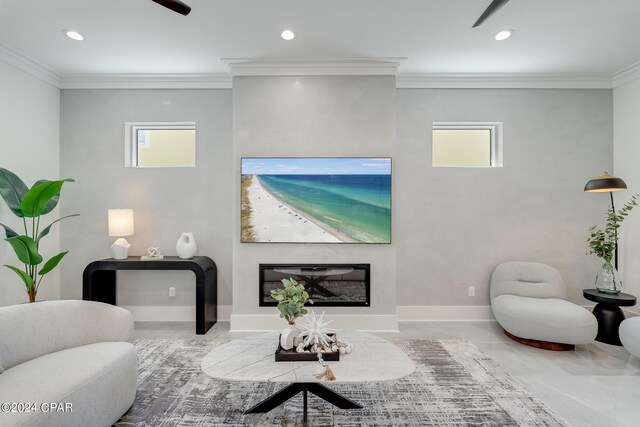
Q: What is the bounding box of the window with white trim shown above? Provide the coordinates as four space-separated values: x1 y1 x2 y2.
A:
125 122 196 168
432 122 503 167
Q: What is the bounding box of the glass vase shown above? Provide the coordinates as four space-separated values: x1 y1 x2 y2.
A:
595 261 622 294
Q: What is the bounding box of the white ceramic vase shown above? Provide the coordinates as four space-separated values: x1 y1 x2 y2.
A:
280 323 301 351
176 232 197 259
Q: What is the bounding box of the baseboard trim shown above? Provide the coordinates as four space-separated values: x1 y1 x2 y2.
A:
229 313 398 332
397 305 495 321
122 305 232 322
120 304 635 325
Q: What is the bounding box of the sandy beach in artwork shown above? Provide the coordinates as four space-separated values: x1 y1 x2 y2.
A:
244 175 352 243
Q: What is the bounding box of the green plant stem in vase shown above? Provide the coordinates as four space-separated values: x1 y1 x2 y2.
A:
587 194 638 294
0 168 78 303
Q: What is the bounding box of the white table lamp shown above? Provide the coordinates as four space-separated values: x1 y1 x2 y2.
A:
108 209 134 259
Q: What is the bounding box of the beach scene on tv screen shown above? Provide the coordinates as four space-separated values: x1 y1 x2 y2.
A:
241 158 391 243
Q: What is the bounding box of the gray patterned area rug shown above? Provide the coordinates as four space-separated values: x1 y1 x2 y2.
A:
115 339 567 426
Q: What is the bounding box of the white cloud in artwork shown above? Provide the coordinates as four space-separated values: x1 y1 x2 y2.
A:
362 163 389 167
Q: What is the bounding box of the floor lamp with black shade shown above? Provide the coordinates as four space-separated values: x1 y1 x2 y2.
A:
584 171 627 270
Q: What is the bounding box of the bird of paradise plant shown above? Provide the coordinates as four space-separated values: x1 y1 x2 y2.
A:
0 168 78 302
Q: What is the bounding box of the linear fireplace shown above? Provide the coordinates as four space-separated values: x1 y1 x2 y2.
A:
259 264 370 307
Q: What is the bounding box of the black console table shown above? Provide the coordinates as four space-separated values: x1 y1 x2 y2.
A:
83 256 217 334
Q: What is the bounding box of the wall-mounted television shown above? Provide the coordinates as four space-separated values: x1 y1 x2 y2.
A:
241 157 391 244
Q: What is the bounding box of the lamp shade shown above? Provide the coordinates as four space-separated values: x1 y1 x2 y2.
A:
584 172 627 193
108 209 134 237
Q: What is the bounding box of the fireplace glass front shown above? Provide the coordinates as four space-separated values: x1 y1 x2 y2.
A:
259 264 370 307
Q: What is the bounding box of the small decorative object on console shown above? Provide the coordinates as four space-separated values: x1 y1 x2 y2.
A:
141 247 163 260
176 232 197 259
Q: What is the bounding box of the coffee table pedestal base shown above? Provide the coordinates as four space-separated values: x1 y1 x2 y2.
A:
246 382 362 422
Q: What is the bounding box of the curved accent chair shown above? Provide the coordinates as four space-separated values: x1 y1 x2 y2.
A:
620 316 640 358
490 261 597 350
0 300 138 427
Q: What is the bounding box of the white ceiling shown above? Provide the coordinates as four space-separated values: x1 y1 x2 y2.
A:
1 0 639 76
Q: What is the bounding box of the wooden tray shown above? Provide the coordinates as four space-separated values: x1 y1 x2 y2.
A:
275 334 340 362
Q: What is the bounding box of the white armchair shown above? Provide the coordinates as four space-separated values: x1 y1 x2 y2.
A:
490 261 597 350
620 316 640 358
0 300 137 427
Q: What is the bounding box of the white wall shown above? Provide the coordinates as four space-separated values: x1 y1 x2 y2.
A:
59 89 233 314
0 60 60 306
614 77 640 305
396 89 614 309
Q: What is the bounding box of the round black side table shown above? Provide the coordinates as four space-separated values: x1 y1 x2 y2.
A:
583 289 637 346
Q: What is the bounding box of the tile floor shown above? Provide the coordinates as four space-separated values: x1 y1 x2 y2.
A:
134 321 640 427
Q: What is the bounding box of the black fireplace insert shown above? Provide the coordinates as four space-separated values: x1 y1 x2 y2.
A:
259 264 370 307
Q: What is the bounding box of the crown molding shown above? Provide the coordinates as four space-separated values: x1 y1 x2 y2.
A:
613 61 640 88
59 73 232 89
223 58 404 77
56 70 616 89
1 42 629 90
396 73 613 89
0 43 61 87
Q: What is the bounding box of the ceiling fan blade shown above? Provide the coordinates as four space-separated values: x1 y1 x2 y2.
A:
151 0 191 16
472 0 510 28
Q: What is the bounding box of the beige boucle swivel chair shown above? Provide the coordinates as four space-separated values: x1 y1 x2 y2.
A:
490 261 597 350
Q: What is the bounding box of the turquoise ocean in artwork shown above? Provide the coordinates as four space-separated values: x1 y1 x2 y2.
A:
257 174 391 243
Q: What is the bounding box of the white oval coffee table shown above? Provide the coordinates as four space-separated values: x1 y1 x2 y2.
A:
201 330 414 422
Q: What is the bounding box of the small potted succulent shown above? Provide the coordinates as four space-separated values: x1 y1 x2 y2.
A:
270 278 313 350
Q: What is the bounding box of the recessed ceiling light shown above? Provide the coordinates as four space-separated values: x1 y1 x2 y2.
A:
281 30 295 41
62 29 84 41
494 29 514 41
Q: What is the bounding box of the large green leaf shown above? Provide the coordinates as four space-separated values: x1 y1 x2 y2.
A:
5 235 43 265
0 222 19 238
39 251 68 276
4 265 34 290
0 168 28 217
32 179 74 215
37 214 80 243
20 179 74 218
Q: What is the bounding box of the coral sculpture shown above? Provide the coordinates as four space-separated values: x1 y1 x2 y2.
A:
298 310 335 348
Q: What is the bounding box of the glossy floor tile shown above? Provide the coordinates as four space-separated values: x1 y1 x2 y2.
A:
134 320 640 426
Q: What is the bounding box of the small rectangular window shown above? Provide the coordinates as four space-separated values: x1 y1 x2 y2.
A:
125 122 196 168
432 122 502 167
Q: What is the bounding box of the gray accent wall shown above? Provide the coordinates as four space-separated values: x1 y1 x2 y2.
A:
57 84 615 316
232 76 397 317
59 89 233 306
396 89 613 306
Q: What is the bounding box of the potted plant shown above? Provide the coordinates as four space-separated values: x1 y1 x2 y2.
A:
587 194 638 294
270 278 313 350
0 168 77 302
